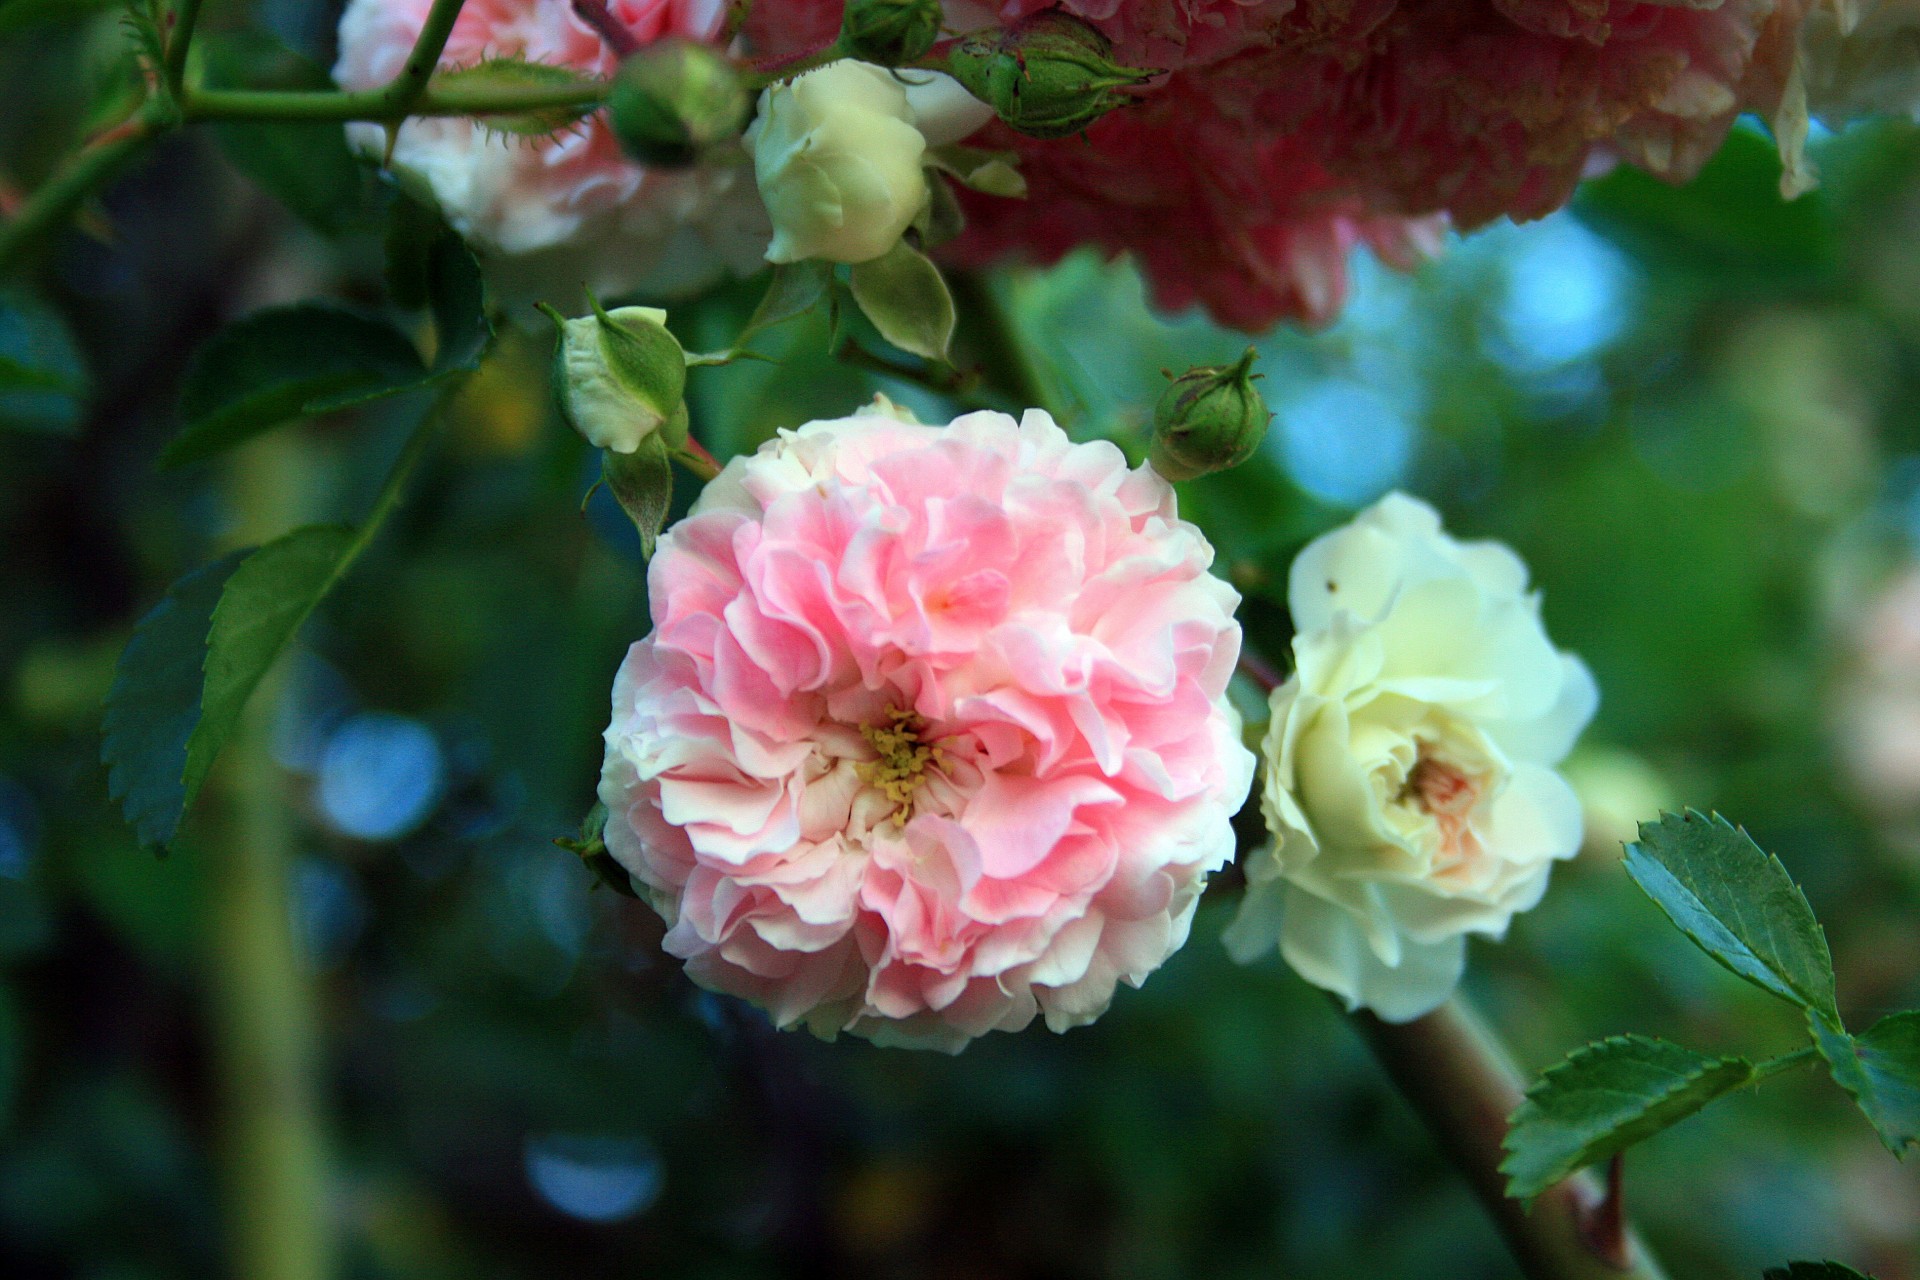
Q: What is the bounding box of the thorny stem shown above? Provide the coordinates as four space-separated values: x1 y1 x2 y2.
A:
0 0 614 273
380 0 473 115
182 79 611 123
0 103 168 274
1350 998 1671 1280
746 37 850 88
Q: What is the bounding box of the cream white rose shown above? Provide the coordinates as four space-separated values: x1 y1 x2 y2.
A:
748 60 932 264
1771 0 1920 195
1222 493 1598 1022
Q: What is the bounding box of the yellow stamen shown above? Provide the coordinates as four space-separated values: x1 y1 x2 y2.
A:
857 707 946 826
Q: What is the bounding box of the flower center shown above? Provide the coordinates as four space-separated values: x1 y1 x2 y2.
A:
1403 754 1478 817
857 708 947 826
1398 747 1489 875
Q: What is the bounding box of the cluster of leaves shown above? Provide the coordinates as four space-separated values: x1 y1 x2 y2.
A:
99 201 494 849
1501 812 1919 1276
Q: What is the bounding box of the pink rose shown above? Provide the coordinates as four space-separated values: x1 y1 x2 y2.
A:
334 0 767 309
599 406 1256 1051
944 0 1793 329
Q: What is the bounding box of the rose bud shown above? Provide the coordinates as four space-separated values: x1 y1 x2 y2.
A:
1149 347 1270 481
541 301 688 454
748 60 931 264
841 0 944 67
945 12 1154 140
608 37 751 169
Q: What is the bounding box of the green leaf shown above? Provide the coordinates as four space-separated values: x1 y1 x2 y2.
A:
601 430 675 558
1763 1264 1876 1279
101 553 247 848
0 0 117 33
431 57 599 137
740 261 831 343
1623 810 1838 1022
163 306 428 469
926 144 1027 198
384 194 444 311
1501 1034 1754 1201
427 231 491 373
846 241 956 363
1809 1010 1920 1156
202 31 368 236
0 290 87 436
181 525 357 813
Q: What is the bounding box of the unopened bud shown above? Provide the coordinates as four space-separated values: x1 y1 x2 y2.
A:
841 0 943 67
608 38 750 168
1149 348 1269 481
542 300 688 454
945 12 1153 140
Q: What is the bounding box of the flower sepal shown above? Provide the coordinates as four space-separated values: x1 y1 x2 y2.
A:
946 12 1154 139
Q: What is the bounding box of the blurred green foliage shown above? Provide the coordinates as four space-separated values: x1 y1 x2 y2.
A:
3 5 1920 1280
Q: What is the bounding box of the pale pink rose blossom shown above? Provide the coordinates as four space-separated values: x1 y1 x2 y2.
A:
598 406 1256 1051
334 0 767 309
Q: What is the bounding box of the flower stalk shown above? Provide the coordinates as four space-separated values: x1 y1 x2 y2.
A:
1348 998 1671 1280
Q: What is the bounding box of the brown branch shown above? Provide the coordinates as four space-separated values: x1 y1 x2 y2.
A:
572 0 640 57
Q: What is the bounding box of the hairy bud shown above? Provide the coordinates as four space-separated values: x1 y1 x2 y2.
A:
945 12 1153 140
608 38 750 169
841 0 943 67
1149 348 1270 481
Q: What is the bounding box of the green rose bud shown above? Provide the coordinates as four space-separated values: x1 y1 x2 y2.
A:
1149 347 1270 482
541 300 689 454
608 38 751 169
945 12 1153 140
841 0 943 67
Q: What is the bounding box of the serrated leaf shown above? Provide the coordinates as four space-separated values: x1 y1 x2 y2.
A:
847 241 956 363
102 553 248 848
427 232 490 373
601 430 675 558
1809 1010 1920 1156
180 525 357 815
163 306 427 469
1763 1263 1876 1279
0 290 87 436
1501 1034 1754 1201
1623 810 1838 1022
740 261 831 343
432 57 598 136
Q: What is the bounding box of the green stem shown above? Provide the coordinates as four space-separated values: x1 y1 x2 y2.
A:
1349 998 1671 1280
163 0 207 98
207 433 332 1280
182 78 611 123
0 105 166 275
381 0 472 114
1751 1044 1820 1083
949 270 1056 418
337 393 450 576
